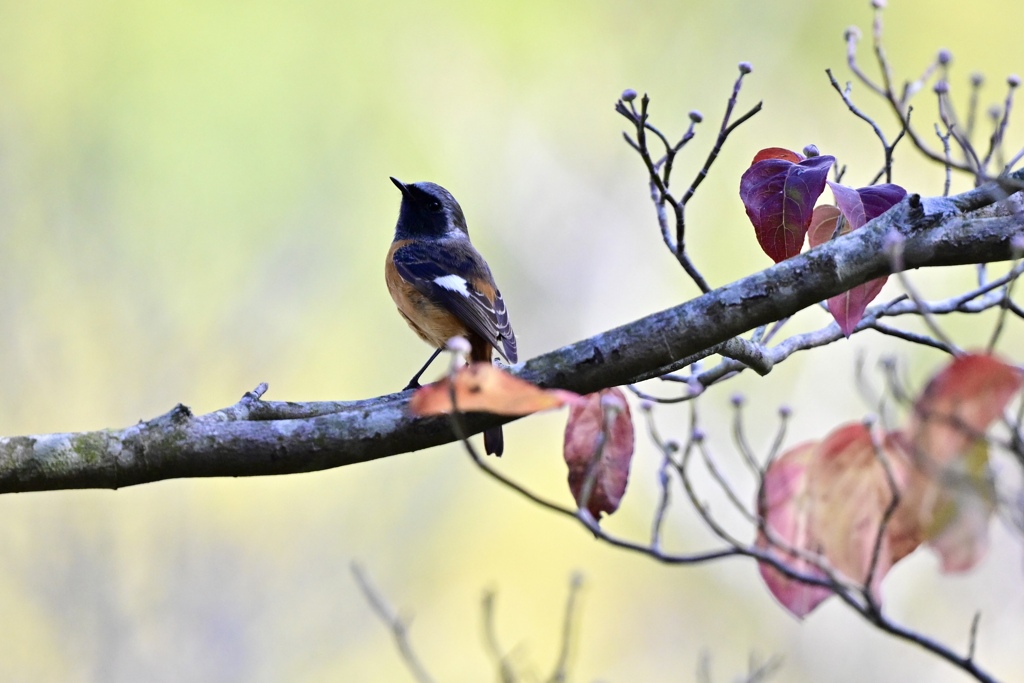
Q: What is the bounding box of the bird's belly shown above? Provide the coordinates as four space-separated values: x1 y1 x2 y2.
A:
387 283 467 350
401 296 468 348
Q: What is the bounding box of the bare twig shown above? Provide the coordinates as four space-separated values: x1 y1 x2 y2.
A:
825 68 904 184
862 420 903 612
481 591 518 683
617 67 760 293
982 76 1020 172
732 395 761 476
967 612 982 664
643 402 677 551
935 122 954 196
548 573 584 683
986 245 1024 352
351 563 437 683
887 233 962 355
697 437 757 525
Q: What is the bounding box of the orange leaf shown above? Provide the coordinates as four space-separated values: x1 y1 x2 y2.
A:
807 204 841 248
563 388 635 521
751 146 804 164
807 424 910 600
757 424 912 618
409 363 579 417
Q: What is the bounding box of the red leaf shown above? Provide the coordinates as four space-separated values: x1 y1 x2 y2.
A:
751 147 804 164
756 441 833 619
410 363 580 417
563 388 634 521
740 153 835 263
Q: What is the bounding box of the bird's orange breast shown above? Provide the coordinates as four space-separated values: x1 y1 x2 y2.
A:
386 240 473 349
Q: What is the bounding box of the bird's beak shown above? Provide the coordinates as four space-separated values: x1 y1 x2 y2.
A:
390 177 411 196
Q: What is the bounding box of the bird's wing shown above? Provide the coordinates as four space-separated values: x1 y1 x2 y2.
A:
393 241 517 363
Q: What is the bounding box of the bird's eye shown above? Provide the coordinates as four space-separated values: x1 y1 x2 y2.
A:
427 199 443 213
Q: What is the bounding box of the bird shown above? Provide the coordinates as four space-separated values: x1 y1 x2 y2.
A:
385 177 518 456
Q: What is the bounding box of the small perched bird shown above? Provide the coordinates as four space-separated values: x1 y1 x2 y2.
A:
385 177 517 456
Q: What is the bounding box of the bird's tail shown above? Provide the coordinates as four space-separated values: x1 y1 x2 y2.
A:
472 340 505 457
483 427 504 457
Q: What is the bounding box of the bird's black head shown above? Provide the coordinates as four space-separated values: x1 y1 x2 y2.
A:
390 177 469 240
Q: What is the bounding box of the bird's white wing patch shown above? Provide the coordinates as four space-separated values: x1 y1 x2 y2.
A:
433 274 471 297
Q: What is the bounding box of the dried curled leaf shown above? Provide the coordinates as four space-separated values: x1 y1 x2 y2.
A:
563 388 635 521
409 363 579 417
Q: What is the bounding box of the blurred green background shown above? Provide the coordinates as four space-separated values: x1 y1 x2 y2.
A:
0 0 1022 681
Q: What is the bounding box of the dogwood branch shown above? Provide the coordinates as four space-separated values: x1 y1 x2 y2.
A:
0 174 1021 494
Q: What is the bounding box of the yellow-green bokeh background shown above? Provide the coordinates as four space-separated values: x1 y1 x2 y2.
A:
0 1 1022 681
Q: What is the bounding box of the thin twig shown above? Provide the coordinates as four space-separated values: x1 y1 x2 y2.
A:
967 612 982 663
351 563 437 683
982 76 1019 172
697 438 757 524
732 396 761 475
547 573 584 683
862 421 903 612
481 591 518 683
986 253 1024 352
643 404 677 551
888 234 963 355
935 122 954 197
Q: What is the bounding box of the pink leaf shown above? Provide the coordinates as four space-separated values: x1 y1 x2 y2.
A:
756 442 833 618
827 277 886 337
757 424 912 618
908 353 1023 466
811 183 905 336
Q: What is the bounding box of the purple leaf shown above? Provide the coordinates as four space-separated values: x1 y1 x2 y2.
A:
740 154 835 263
827 182 907 230
817 182 905 336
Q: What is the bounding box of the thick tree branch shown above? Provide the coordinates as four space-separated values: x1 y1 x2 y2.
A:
1 172 1022 494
